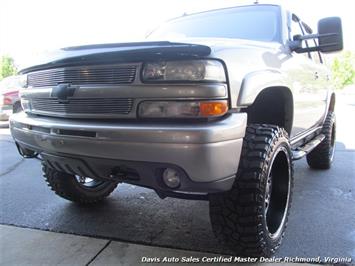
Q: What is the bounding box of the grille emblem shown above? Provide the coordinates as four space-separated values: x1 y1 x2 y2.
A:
51 83 77 103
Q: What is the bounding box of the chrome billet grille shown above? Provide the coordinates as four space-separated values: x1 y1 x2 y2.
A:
30 98 134 114
28 65 137 87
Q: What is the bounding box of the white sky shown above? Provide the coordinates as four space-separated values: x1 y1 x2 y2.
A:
1 0 354 68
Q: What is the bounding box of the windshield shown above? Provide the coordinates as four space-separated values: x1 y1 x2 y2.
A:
148 5 281 42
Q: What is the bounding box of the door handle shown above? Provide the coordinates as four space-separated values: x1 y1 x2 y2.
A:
314 72 319 80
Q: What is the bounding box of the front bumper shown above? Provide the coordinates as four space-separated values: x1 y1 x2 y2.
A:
10 112 246 194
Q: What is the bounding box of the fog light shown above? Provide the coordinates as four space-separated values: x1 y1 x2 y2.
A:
162 168 181 189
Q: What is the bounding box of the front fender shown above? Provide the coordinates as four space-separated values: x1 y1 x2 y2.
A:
237 70 289 107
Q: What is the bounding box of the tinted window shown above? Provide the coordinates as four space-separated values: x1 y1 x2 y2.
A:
148 5 281 42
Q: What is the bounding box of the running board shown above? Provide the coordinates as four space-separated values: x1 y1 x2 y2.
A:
292 134 325 160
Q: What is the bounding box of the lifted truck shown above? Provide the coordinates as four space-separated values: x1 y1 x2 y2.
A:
10 4 343 256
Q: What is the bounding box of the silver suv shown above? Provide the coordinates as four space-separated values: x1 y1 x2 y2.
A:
10 4 343 256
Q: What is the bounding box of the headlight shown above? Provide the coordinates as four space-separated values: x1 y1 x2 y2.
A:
20 98 31 112
142 60 226 82
138 100 228 118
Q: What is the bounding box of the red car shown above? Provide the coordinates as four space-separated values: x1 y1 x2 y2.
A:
0 76 22 122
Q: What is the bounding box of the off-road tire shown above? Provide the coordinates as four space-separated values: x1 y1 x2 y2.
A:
43 163 118 204
209 124 294 257
306 112 336 169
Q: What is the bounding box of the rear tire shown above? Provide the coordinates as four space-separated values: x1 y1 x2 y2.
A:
306 112 336 169
209 124 293 257
43 163 118 204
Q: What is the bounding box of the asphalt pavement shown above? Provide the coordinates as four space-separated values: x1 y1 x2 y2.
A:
0 93 354 262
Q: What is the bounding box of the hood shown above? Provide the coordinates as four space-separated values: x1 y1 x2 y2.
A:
20 38 281 74
19 41 211 74
165 37 282 51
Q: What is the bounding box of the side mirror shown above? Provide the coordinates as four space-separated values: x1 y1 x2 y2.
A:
318 17 343 53
290 17 343 54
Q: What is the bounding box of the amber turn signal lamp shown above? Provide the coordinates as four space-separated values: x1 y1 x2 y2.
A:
199 101 228 117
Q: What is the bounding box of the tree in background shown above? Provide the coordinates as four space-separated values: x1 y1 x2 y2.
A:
331 51 355 89
0 55 18 81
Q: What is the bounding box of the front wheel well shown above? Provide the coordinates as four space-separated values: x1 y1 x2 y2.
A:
244 87 294 135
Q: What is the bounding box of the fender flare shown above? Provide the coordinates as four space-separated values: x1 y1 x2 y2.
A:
326 91 336 113
321 91 336 124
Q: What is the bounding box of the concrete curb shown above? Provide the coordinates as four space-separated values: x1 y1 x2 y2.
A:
0 225 312 266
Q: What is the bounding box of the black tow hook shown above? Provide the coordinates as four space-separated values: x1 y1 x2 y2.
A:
15 142 40 159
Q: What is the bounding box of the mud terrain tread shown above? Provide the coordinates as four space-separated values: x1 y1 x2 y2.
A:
306 112 335 169
209 124 293 257
43 164 118 204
